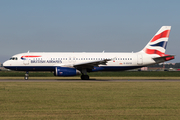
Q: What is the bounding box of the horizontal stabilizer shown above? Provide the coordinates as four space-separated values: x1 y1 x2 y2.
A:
153 55 175 63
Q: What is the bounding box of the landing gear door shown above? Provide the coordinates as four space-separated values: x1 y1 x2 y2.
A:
137 54 143 65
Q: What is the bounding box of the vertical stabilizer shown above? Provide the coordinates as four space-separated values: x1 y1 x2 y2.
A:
140 26 171 56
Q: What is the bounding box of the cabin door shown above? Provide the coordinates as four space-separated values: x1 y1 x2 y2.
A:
23 54 29 65
23 59 29 65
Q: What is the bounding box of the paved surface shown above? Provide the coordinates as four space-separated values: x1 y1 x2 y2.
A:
0 79 180 82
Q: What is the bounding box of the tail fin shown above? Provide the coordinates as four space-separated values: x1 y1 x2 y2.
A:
140 26 171 56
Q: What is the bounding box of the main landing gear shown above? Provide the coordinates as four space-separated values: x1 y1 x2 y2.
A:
24 71 29 80
81 75 89 80
81 69 89 80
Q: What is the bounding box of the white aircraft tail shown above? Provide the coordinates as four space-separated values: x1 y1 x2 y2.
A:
140 26 171 57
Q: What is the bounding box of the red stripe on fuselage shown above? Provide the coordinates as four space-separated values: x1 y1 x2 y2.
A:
21 56 41 58
150 30 170 42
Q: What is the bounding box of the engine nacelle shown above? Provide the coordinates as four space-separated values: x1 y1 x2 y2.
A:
54 67 80 76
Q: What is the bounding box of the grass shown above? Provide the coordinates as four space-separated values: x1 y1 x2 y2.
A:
0 71 54 77
1 71 180 77
89 71 180 77
0 82 180 119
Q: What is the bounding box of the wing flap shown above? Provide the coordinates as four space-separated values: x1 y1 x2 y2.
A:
73 59 112 69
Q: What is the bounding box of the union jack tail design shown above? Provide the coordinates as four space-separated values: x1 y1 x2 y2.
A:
141 26 171 56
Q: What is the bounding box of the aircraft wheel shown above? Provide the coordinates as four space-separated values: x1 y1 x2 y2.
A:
84 75 89 80
24 76 29 80
81 75 89 80
24 71 29 80
81 75 84 80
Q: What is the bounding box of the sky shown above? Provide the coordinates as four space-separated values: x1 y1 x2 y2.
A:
0 0 180 63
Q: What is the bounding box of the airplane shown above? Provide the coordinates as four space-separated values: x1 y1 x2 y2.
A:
3 26 174 80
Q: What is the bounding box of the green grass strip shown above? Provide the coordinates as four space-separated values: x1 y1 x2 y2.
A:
0 82 180 119
1 71 180 77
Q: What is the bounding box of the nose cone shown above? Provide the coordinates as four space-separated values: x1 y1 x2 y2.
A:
3 60 10 68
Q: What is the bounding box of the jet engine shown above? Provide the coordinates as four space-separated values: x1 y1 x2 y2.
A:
54 67 80 76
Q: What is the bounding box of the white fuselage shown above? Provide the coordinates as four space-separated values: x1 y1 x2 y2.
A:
3 52 157 72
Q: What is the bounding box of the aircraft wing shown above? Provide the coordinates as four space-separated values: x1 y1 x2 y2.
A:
73 58 112 69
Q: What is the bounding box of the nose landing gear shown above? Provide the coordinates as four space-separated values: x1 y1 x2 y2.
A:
24 71 29 80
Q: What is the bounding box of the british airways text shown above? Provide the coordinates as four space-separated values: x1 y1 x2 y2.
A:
31 60 62 63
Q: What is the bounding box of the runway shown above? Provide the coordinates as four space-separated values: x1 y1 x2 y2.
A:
0 79 180 82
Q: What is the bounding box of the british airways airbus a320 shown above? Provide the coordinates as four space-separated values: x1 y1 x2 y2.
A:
3 26 174 80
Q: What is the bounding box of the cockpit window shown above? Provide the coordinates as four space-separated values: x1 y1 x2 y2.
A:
10 57 18 60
